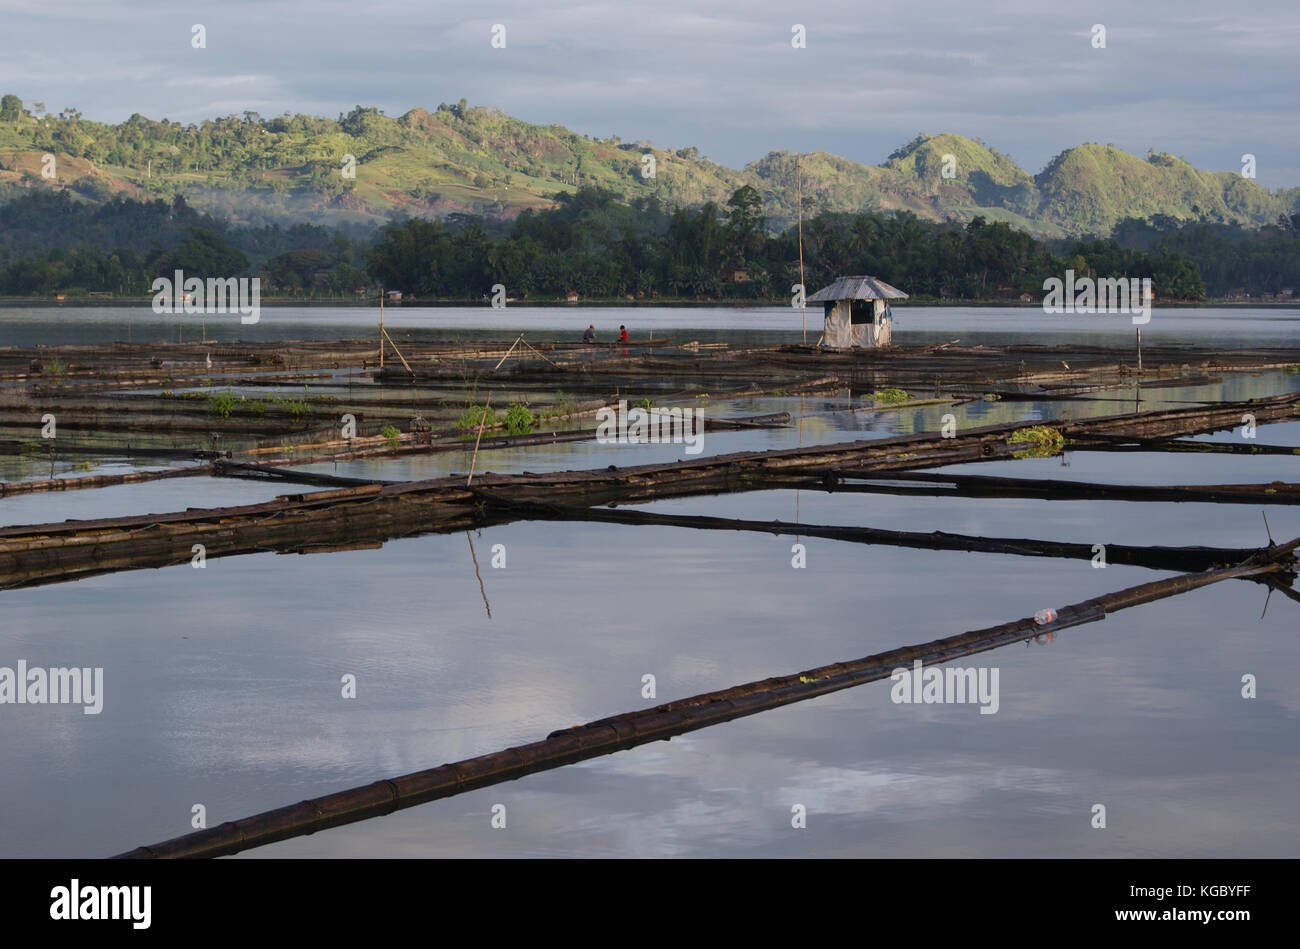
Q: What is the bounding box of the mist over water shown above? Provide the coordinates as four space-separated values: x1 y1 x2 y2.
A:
2 303 1298 348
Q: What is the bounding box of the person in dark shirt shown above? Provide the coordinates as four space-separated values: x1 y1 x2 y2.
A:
583 325 596 343
619 325 628 343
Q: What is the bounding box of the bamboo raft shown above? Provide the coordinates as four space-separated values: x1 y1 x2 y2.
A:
2 393 1297 590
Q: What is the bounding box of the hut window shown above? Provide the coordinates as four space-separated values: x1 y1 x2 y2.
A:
849 301 874 325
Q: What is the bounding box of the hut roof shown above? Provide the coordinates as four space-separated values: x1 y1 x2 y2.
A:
807 276 908 302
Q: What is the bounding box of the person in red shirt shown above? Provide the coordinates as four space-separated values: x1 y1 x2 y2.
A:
619 325 629 343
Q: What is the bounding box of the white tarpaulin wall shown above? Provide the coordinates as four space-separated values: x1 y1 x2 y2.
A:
823 299 891 349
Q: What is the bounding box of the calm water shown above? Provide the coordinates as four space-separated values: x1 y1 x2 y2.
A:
1 302 1299 348
1 306 1298 857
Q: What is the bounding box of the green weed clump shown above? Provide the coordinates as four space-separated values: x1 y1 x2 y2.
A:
381 424 401 446
207 391 237 419
457 404 496 431
1008 425 1065 458
868 388 910 403
504 403 535 435
273 397 310 421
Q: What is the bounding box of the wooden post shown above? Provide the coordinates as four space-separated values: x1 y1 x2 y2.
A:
1136 327 1142 371
379 290 385 370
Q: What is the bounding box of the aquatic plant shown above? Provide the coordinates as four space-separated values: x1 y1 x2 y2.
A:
273 396 311 421
504 403 535 435
457 404 496 431
1008 425 1065 458
207 391 237 419
869 388 910 403
381 424 401 446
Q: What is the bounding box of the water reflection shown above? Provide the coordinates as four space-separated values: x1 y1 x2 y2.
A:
0 309 1297 858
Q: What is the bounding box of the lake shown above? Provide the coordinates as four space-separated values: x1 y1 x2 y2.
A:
1 305 1298 857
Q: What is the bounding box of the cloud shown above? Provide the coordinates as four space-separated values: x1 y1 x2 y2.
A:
0 0 1295 185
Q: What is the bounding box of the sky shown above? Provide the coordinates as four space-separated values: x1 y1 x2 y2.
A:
0 0 1297 187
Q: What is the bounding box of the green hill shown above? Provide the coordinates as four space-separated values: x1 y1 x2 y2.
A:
0 97 1294 237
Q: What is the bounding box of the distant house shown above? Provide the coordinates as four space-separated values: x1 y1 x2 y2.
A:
721 267 752 283
565 290 579 304
385 290 403 303
807 275 907 349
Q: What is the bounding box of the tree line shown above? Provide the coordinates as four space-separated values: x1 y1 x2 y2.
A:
2 185 1299 300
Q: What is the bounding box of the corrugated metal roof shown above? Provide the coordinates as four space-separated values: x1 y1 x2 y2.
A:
806 276 908 302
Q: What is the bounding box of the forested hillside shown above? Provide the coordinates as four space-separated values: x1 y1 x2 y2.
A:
1 94 1295 237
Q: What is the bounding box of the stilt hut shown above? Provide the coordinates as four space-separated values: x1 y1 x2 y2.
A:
807 276 907 349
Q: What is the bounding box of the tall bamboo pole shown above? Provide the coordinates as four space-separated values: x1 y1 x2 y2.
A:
797 154 806 345
466 392 493 486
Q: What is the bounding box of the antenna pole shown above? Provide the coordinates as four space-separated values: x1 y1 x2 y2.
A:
797 155 806 346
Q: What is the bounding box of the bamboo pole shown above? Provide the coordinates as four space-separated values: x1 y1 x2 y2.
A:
113 537 1298 859
213 461 389 489
492 335 523 371
804 469 1300 506
0 463 211 497
381 327 414 376
1069 434 1300 456
520 336 561 369
479 495 1283 573
465 392 492 487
